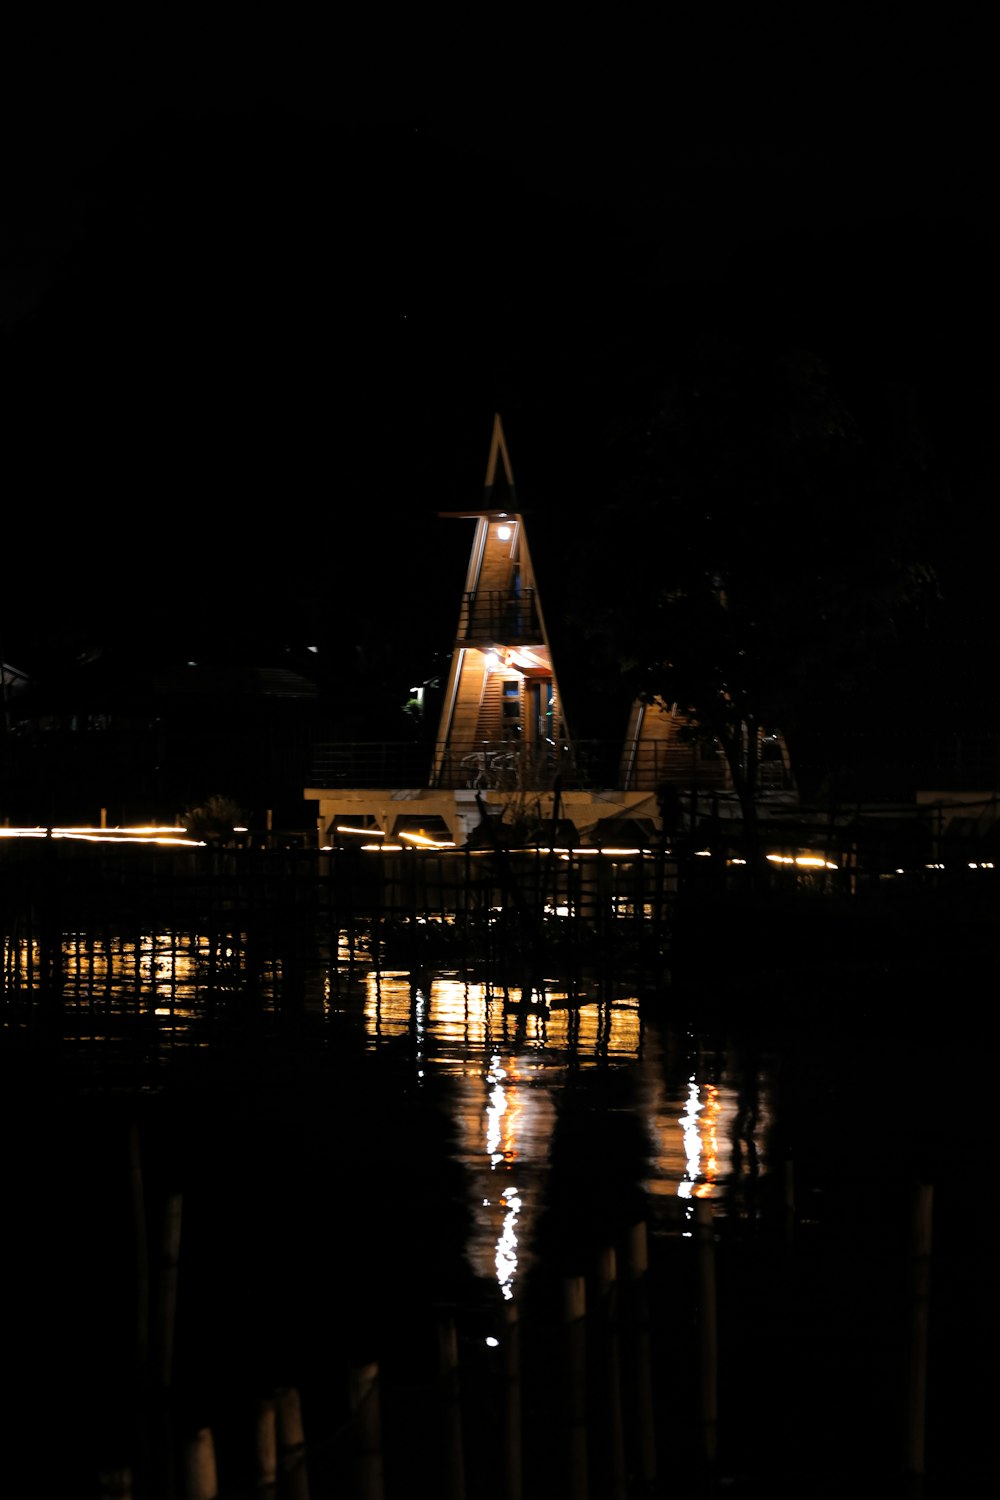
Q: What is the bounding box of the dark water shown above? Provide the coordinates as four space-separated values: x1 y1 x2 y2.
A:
2 894 998 1496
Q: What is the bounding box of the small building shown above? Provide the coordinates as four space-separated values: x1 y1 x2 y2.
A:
304 414 796 848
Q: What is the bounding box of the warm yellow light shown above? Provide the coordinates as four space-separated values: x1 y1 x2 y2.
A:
336 824 385 838
766 852 838 870
0 826 202 846
398 831 456 848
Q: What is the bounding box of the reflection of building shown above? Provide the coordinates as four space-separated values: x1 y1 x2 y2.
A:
360 972 643 1300
638 1036 774 1233
305 414 797 849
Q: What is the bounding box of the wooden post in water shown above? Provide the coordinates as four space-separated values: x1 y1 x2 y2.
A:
504 1300 522 1500
597 1246 627 1500
695 1198 718 1478
98 1466 132 1499
181 1428 218 1499
128 1122 152 1493
350 1362 384 1500
628 1221 657 1490
276 1387 309 1500
784 1156 796 1248
437 1314 467 1500
904 1182 933 1499
129 1125 149 1375
564 1274 589 1500
254 1396 277 1497
157 1193 183 1391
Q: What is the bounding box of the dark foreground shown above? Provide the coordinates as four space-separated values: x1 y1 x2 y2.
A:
1 882 998 1496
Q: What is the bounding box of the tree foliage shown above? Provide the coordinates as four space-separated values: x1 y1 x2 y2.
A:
570 335 943 814
182 794 245 845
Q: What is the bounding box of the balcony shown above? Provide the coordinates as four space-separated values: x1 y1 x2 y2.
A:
456 589 542 646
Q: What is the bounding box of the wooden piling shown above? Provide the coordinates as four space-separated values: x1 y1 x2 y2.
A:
437 1314 467 1500
181 1428 217 1500
350 1361 384 1500
904 1182 933 1498
254 1396 277 1496
128 1122 151 1488
504 1300 522 1500
695 1198 718 1475
564 1274 589 1500
98 1466 133 1500
129 1124 149 1374
597 1246 627 1500
627 1221 657 1489
157 1193 183 1391
276 1386 310 1500
784 1156 796 1247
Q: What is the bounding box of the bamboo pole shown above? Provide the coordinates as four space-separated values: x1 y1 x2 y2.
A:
564 1274 588 1500
597 1246 627 1500
784 1156 796 1248
350 1362 385 1500
97 1466 132 1499
437 1314 467 1500
128 1122 151 1487
129 1128 149 1372
504 1300 523 1500
181 1428 217 1500
628 1221 657 1489
157 1193 183 1391
695 1198 718 1477
904 1182 933 1498
276 1387 310 1500
255 1396 277 1497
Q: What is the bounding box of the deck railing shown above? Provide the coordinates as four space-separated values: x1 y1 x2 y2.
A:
305 738 793 794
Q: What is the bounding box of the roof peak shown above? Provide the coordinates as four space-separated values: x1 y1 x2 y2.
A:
483 411 517 503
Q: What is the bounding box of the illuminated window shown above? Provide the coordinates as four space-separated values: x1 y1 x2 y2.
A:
502 680 520 719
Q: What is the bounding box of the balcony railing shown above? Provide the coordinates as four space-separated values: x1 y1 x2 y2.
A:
305 739 797 794
456 589 542 645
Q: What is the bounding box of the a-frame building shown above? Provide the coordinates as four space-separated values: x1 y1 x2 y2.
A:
303 414 796 848
430 412 571 795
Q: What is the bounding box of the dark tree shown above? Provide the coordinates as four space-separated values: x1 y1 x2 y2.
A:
570 334 943 839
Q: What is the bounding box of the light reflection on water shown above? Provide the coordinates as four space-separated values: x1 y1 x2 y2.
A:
355 970 773 1305
3 922 774 1310
2 926 288 1046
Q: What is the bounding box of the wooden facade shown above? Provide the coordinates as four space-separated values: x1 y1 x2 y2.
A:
431 412 570 796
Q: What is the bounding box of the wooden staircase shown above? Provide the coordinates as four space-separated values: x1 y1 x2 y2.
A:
621 702 730 791
477 674 505 742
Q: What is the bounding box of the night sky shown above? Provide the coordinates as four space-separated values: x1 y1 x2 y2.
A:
3 44 998 749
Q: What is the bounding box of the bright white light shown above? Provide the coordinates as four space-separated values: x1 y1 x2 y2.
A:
498 525 511 540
